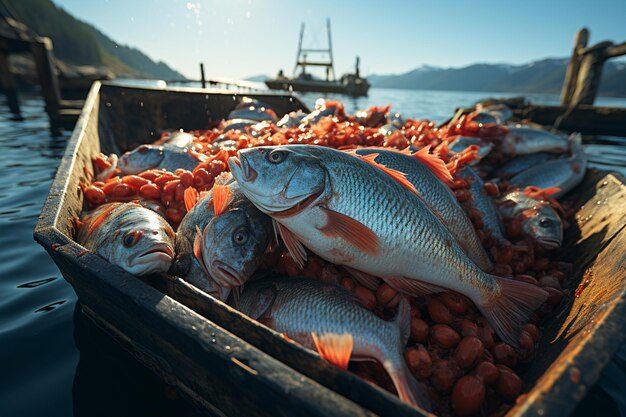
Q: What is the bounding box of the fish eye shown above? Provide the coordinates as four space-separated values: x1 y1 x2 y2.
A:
539 218 552 227
232 227 249 246
137 145 150 154
267 149 286 164
123 230 143 247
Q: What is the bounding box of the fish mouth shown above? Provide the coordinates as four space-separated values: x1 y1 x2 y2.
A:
229 154 257 182
210 260 245 287
127 244 174 275
536 237 561 250
136 245 174 262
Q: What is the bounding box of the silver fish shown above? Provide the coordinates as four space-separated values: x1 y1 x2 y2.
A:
448 136 494 161
229 102 277 123
161 130 195 148
223 118 257 133
236 277 430 411
475 104 512 123
75 202 175 276
510 133 586 198
229 145 547 345
460 167 507 246
118 144 200 174
498 191 563 250
355 148 493 271
501 126 569 156
173 176 272 300
277 110 307 128
493 152 559 179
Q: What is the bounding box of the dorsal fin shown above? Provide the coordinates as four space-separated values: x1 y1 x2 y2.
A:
412 145 453 184
311 332 353 370
523 186 560 200
213 184 233 216
356 152 419 194
184 187 199 212
85 204 119 238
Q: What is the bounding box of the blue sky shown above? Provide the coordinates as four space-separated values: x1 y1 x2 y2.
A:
54 0 626 80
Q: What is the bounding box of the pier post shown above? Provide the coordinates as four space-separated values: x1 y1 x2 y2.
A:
560 28 588 107
0 48 22 119
200 63 206 89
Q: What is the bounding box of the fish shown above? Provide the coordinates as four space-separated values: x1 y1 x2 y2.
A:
355 148 493 272
493 152 560 179
475 104 512 124
236 277 431 411
379 123 399 137
118 143 201 174
510 133 586 198
498 190 563 250
469 111 499 125
75 202 175 276
228 145 547 345
447 136 494 162
277 110 307 128
228 100 277 122
501 126 569 156
173 174 273 300
159 130 195 148
459 167 507 246
300 99 340 126
222 118 258 133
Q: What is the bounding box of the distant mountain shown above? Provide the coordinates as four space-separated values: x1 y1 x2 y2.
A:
369 59 626 97
4 0 185 80
245 75 271 82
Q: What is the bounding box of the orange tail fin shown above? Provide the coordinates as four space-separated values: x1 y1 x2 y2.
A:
311 332 353 370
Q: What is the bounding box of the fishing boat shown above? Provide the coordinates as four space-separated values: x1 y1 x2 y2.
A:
265 20 370 97
35 81 625 417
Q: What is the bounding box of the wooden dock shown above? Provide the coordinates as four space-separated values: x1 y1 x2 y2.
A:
0 1 84 134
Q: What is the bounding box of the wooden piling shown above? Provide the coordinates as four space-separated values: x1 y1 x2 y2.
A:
0 49 22 118
560 28 588 107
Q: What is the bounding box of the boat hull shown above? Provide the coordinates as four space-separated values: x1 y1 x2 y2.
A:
265 78 369 97
34 82 626 417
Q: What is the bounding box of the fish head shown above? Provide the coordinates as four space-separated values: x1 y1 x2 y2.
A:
228 146 326 215
106 208 176 275
118 144 165 174
521 205 563 250
202 203 272 288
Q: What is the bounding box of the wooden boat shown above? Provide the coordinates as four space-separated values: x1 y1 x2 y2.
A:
35 82 626 417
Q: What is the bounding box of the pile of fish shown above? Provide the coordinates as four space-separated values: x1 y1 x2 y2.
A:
76 97 585 416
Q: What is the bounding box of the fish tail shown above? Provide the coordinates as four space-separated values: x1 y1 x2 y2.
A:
480 276 547 347
386 360 432 412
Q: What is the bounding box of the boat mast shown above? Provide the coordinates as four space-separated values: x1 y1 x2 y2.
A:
326 18 335 82
293 22 305 78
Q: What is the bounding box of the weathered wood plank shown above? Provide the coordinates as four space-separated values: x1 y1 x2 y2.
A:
560 28 589 107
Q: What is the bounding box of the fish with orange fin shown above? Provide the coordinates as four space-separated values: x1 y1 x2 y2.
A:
75 202 175 276
498 188 563 250
172 173 272 300
235 277 431 411
353 147 493 272
229 145 547 346
510 133 586 198
118 143 202 174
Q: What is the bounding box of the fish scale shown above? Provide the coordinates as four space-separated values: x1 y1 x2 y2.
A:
283 146 489 298
230 145 548 346
237 277 430 410
355 148 493 271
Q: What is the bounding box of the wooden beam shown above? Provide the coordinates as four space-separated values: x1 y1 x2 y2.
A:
604 41 626 58
570 41 613 106
0 48 21 118
560 28 589 106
